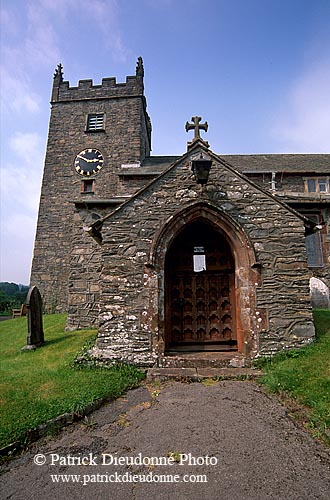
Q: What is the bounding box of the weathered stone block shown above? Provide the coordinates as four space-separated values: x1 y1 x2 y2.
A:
69 293 87 304
290 322 315 339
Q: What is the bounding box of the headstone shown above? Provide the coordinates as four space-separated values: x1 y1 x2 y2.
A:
21 286 44 350
310 277 330 309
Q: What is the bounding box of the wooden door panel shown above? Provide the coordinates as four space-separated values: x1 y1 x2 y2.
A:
164 221 237 352
168 272 236 351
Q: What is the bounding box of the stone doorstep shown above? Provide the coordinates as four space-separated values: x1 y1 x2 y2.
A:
146 367 264 382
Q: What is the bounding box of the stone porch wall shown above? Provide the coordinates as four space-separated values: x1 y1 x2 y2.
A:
93 155 314 365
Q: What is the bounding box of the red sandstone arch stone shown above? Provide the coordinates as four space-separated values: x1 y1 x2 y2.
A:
146 202 262 363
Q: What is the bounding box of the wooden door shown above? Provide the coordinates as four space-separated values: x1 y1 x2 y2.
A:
165 221 237 352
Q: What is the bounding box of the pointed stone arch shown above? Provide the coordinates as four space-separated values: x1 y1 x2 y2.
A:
145 202 262 364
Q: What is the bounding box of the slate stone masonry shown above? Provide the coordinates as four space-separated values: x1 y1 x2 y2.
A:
30 61 329 366
30 61 151 313
89 148 315 366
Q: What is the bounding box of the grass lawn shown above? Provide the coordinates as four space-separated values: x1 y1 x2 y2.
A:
259 310 330 445
0 314 145 449
1 311 329 451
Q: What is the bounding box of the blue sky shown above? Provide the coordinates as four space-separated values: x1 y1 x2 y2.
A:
1 0 330 285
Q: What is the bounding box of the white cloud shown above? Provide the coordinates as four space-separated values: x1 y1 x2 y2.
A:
1 132 44 213
0 65 41 113
0 5 17 35
79 0 129 62
3 213 37 242
1 4 59 103
0 132 44 284
0 213 36 283
0 0 128 113
272 62 330 153
1 0 129 285
25 4 61 66
30 0 128 61
10 131 43 162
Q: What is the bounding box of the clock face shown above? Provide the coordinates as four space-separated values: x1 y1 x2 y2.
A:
74 148 104 176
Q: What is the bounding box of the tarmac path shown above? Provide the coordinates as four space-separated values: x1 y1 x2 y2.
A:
1 380 329 500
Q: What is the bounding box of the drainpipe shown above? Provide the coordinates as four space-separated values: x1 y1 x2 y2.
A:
271 172 276 192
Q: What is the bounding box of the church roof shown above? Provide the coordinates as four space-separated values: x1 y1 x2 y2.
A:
85 143 320 243
133 153 329 176
225 154 330 174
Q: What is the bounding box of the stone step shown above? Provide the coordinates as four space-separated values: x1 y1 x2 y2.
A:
147 367 264 382
158 351 250 369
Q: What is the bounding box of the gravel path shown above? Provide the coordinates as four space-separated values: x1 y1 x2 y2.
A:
1 380 329 500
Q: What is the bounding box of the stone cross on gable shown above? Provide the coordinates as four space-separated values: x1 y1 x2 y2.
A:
185 116 208 141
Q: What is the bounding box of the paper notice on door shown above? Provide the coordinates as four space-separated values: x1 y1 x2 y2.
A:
193 254 206 272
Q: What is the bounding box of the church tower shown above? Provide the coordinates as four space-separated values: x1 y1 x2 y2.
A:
30 58 151 313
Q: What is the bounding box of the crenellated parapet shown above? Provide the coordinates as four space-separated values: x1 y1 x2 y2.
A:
51 58 145 103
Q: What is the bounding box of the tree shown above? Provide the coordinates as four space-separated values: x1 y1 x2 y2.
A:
0 282 19 296
0 291 12 314
0 283 29 314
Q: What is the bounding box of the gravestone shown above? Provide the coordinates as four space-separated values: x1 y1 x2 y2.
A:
21 286 44 350
310 277 330 309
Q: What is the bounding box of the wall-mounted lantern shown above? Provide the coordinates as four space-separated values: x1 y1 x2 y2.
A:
191 156 212 184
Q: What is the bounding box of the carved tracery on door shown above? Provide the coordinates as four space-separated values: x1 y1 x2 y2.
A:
165 221 237 352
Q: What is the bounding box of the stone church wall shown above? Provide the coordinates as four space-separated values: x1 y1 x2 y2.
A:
65 205 110 330
92 154 314 365
30 63 151 313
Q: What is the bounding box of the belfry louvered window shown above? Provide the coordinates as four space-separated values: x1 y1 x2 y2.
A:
86 113 105 131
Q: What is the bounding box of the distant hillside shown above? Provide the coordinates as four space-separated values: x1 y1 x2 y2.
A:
0 282 29 314
0 282 29 296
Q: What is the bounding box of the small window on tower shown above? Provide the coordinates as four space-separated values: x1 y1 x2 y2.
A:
86 113 105 132
81 180 94 194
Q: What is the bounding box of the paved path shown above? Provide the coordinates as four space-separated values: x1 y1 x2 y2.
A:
1 381 329 500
